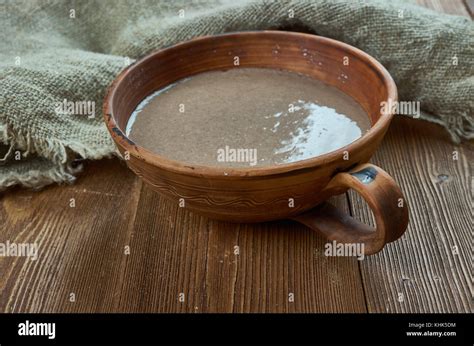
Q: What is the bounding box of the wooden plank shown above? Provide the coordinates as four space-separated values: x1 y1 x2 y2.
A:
232 196 367 313
347 0 471 314
0 159 140 312
116 183 367 312
0 163 365 313
114 186 211 312
349 0 473 314
351 116 472 312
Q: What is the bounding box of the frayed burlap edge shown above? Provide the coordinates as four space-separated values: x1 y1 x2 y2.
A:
0 122 118 191
420 111 474 143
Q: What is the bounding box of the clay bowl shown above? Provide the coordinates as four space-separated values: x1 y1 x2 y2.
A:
103 31 408 255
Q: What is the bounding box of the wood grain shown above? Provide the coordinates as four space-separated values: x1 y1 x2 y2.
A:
115 184 366 313
345 0 473 314
231 199 367 313
350 118 472 313
0 159 366 312
0 159 140 312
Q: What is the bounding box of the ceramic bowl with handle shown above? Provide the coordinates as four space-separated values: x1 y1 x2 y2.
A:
103 31 409 255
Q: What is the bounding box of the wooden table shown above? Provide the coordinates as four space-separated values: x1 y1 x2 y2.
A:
0 0 471 313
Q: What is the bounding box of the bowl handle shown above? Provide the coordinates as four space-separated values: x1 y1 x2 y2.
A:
290 163 408 255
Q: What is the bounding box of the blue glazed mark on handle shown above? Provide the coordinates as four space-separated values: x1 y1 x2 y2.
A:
351 166 378 184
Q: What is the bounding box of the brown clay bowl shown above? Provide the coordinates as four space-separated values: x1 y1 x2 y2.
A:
103 31 408 255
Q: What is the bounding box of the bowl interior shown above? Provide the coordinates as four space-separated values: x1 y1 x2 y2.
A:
109 31 395 137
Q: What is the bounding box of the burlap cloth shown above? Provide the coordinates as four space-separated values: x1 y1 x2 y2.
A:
1 0 472 190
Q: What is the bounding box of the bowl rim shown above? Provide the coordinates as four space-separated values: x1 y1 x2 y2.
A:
103 30 398 178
